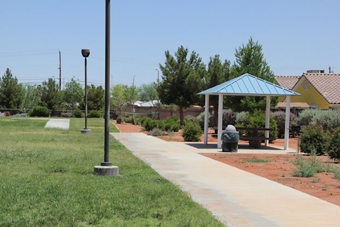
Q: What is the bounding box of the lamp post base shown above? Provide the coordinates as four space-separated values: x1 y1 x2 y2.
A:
94 164 119 176
81 128 92 134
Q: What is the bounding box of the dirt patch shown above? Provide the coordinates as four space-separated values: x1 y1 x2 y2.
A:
113 121 340 206
201 153 340 206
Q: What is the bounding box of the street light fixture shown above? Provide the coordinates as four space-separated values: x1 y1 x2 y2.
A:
81 49 91 134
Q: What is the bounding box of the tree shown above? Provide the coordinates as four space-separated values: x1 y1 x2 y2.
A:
62 78 83 117
39 78 62 115
20 83 41 110
157 46 205 124
227 37 278 112
138 82 161 119
110 84 129 118
127 84 138 124
0 68 24 109
138 82 158 102
204 55 230 124
79 84 104 111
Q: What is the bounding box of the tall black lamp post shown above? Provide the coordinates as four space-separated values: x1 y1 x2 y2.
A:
94 0 119 176
81 49 92 134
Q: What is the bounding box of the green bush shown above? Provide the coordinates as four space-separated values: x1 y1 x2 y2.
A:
182 122 203 142
235 111 249 125
297 109 340 130
29 106 50 117
244 110 277 139
141 116 149 125
184 115 199 124
196 112 213 129
74 109 83 118
292 153 325 177
297 109 319 125
272 111 297 138
311 110 340 130
299 125 326 155
88 110 101 118
116 117 122 124
143 117 157 131
327 127 340 160
147 128 165 136
157 120 166 131
163 116 180 132
124 116 133 124
134 114 141 125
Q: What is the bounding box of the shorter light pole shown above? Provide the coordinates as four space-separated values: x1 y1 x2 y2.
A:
81 49 91 134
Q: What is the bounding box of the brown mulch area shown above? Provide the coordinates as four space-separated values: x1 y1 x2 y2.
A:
113 121 340 206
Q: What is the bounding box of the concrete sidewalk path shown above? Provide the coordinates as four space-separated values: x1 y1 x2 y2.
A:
112 133 340 227
45 119 70 130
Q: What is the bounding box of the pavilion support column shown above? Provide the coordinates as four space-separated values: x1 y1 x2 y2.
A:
284 96 291 150
265 95 270 146
204 94 209 144
217 94 223 149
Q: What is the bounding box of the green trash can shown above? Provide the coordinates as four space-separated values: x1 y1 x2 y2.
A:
221 125 239 152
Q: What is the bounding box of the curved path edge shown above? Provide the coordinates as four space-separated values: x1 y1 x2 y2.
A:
111 133 340 227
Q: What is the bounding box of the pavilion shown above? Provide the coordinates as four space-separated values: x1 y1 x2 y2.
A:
198 73 301 150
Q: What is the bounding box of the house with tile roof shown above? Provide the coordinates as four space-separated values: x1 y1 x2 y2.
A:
275 71 340 110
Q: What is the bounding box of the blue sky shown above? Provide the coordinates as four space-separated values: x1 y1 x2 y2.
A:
1 0 339 88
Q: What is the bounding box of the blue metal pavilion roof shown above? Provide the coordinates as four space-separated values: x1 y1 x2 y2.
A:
198 73 301 96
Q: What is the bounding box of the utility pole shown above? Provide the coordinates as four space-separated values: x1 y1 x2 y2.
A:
132 75 136 125
59 50 61 90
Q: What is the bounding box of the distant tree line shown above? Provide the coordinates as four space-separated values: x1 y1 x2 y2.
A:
1 37 277 121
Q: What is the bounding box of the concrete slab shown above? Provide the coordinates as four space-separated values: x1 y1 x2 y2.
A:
111 133 340 227
45 119 70 130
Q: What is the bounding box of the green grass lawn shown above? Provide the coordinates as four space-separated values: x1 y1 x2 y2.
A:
0 117 223 227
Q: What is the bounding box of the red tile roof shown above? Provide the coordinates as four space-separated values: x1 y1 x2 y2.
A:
302 73 340 104
275 75 301 90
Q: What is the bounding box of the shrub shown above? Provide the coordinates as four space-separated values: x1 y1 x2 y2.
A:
141 116 150 125
311 110 340 130
299 125 326 155
116 117 122 124
157 120 166 131
74 109 83 118
163 116 180 132
147 128 165 136
327 127 340 160
134 114 141 125
29 106 50 117
61 112 72 118
170 122 180 132
245 110 277 139
184 115 199 124
235 111 249 125
196 112 213 129
272 111 297 138
88 110 101 118
297 109 319 125
292 153 325 177
143 117 157 131
297 109 340 130
182 122 203 142
125 116 133 124
222 109 237 126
